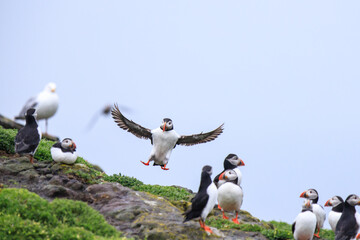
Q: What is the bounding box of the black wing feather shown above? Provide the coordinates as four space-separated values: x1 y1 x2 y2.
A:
15 127 40 154
184 193 209 222
177 123 224 146
111 103 152 140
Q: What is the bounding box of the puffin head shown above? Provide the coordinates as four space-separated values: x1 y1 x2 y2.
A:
345 194 360 206
224 154 245 169
61 138 77 151
302 199 313 211
161 118 173 132
202 165 213 176
325 196 343 207
219 169 238 182
25 108 37 119
300 188 319 201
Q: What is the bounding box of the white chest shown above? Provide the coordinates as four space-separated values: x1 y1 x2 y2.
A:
51 147 77 164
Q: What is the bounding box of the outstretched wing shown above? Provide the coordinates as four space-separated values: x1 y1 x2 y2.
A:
176 123 224 146
111 103 152 140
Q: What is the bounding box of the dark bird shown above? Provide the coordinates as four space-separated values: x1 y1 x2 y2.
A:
335 194 360 240
51 138 77 164
300 188 326 238
217 169 243 224
183 165 217 234
15 108 41 164
292 199 317 240
213 154 245 188
111 103 224 170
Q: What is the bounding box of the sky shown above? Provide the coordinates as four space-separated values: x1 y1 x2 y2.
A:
1 1 360 229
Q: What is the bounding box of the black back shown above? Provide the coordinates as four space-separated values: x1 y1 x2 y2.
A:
15 109 40 155
183 166 212 222
335 195 359 240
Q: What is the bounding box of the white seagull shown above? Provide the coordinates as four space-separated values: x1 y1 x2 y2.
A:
111 104 224 170
15 82 59 134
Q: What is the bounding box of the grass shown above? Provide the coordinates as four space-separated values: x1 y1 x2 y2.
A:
0 188 127 240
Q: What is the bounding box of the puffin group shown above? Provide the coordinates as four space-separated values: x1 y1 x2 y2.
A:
11 85 360 237
183 154 245 233
292 188 360 240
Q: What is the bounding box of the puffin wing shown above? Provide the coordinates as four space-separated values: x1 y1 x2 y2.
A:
15 128 40 153
111 103 152 140
176 123 224 146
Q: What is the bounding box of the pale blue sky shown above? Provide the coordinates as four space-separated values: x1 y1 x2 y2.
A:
1 1 360 229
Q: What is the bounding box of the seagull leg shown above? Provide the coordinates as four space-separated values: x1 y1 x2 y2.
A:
231 211 240 224
161 165 169 170
45 119 48 135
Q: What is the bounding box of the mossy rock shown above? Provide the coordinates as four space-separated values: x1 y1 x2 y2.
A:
0 188 127 240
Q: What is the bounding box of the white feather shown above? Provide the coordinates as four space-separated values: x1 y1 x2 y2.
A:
328 210 342 232
312 204 326 230
149 128 180 165
201 182 218 220
217 182 243 212
51 147 77 164
293 211 317 240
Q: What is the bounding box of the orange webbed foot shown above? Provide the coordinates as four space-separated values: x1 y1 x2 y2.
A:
222 212 229 220
161 165 169 170
232 218 240 224
203 225 213 234
140 160 150 166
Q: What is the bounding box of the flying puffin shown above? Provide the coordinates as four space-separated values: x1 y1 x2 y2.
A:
183 165 218 234
325 196 344 232
15 82 59 134
217 169 243 224
292 199 317 240
335 194 360 240
300 188 326 238
111 104 224 170
15 108 42 164
51 138 77 164
213 154 245 188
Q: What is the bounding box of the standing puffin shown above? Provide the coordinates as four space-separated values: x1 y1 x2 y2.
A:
51 138 77 164
183 165 218 234
111 104 224 170
213 154 245 187
300 188 326 238
15 82 59 134
292 199 317 240
335 194 360 240
217 169 243 224
325 196 344 232
15 108 42 164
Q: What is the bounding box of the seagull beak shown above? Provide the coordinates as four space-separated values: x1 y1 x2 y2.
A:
300 191 307 198
324 199 331 207
219 172 226 180
238 159 245 166
51 87 56 93
163 123 166 132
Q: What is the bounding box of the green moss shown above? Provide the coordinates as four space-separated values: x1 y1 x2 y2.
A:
0 126 17 154
104 174 192 201
34 139 56 162
0 188 127 240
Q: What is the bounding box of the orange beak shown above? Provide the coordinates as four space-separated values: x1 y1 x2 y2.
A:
238 159 245 166
219 172 226 180
305 200 311 208
72 142 77 150
300 191 307 198
324 199 331 207
163 123 166 132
